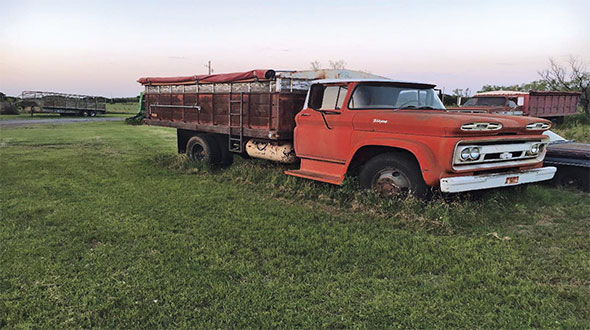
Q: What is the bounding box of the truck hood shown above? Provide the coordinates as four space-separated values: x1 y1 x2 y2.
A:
352 110 550 137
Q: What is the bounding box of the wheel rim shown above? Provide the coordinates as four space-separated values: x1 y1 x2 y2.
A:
190 144 206 160
374 168 411 196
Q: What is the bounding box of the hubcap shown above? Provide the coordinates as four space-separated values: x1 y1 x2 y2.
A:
374 168 411 196
191 144 205 160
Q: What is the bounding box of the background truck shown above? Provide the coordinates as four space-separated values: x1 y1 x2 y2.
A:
138 69 556 197
449 90 581 121
21 91 107 117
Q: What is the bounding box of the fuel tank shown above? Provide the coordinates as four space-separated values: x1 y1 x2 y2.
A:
245 139 297 164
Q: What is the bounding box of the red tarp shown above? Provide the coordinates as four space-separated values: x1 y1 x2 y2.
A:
138 69 275 85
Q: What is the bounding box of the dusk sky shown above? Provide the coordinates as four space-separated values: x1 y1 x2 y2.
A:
1 0 589 97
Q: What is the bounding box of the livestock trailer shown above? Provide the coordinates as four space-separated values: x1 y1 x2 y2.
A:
21 91 107 117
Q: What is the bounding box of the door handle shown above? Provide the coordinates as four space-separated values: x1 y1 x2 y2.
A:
300 113 311 117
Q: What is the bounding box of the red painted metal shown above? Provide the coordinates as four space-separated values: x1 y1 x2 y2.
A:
289 81 552 186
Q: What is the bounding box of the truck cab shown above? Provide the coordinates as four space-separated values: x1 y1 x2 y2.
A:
285 80 556 196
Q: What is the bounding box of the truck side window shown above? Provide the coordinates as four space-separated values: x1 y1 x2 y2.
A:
321 86 347 110
309 84 348 110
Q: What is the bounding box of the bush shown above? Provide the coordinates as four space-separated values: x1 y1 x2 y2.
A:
0 101 19 114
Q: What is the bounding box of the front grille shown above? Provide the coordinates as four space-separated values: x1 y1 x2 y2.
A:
484 151 524 161
453 138 548 171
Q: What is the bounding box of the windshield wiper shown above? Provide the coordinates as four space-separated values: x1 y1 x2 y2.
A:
398 106 443 110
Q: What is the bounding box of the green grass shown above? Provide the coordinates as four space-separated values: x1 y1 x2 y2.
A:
553 112 590 143
1 122 589 328
106 102 139 114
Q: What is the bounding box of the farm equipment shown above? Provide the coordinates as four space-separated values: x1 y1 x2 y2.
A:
449 90 581 121
138 69 557 197
21 91 107 117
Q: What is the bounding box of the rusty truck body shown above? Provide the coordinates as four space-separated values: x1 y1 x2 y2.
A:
449 90 581 120
138 69 556 197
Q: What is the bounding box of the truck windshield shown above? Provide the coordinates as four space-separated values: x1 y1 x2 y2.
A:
349 83 445 110
463 97 506 107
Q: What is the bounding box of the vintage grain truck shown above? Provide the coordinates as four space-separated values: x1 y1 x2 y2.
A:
138 69 556 197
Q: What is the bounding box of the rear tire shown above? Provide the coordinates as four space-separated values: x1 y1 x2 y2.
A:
359 152 428 198
186 134 221 166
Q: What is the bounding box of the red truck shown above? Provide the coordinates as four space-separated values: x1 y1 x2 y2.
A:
138 69 556 197
450 90 581 121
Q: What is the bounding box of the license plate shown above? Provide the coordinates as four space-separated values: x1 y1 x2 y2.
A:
505 176 519 184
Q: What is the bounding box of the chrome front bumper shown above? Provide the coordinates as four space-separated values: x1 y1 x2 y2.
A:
440 167 557 193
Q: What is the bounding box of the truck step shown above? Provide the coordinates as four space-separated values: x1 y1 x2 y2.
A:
284 169 343 185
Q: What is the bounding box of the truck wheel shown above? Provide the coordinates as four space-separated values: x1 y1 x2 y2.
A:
359 153 428 198
186 135 221 165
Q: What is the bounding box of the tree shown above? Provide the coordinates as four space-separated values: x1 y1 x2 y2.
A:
452 88 471 97
310 61 321 71
478 80 549 93
538 57 590 118
328 60 346 70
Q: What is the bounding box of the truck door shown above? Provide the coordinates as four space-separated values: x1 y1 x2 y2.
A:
294 83 353 163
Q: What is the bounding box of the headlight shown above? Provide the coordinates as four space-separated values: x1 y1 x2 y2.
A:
470 147 480 160
529 143 540 154
461 148 471 160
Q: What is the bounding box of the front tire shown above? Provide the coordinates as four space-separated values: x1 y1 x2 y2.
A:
359 152 428 198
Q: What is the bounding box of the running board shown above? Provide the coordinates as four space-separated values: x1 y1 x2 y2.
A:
285 169 342 185
284 158 347 185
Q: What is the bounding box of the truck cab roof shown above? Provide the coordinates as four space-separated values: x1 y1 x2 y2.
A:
312 78 436 89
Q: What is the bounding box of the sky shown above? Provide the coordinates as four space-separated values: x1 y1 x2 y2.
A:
1 0 589 97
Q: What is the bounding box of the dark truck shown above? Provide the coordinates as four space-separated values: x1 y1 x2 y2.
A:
138 69 556 197
449 90 581 121
543 131 590 191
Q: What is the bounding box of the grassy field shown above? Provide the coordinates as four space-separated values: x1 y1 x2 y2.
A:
1 121 589 328
553 113 590 143
106 102 139 114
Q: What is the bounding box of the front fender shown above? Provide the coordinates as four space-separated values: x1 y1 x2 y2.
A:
347 136 446 186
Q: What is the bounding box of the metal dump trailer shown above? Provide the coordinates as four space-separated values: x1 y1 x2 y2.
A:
139 69 382 153
527 91 581 118
21 91 107 116
452 90 581 120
